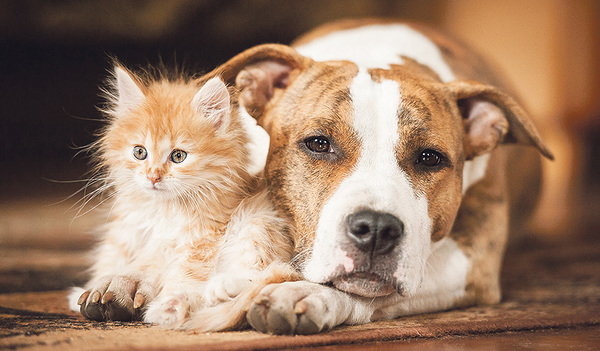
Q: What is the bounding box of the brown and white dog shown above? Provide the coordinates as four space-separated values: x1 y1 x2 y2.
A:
203 19 554 334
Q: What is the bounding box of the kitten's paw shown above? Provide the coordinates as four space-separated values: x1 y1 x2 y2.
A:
203 273 252 307
144 294 190 329
77 275 154 322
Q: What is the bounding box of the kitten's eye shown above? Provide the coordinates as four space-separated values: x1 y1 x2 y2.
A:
170 149 187 163
416 149 443 167
305 136 331 153
133 146 147 160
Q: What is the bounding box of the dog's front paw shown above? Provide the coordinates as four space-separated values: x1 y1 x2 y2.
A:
247 281 344 335
203 273 252 307
144 293 190 329
77 275 153 322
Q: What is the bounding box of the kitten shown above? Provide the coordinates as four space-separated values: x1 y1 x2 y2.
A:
69 64 295 330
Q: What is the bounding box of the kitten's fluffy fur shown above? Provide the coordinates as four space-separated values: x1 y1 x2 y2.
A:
69 65 296 330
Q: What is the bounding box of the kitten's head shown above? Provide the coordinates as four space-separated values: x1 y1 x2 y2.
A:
97 65 250 203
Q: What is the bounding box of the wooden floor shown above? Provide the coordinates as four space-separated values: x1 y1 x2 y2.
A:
1 195 599 350
305 326 600 350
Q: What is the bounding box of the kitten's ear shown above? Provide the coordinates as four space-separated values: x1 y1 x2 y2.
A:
191 77 230 130
113 66 145 116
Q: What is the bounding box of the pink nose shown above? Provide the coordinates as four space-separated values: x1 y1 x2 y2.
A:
148 176 161 185
147 172 162 185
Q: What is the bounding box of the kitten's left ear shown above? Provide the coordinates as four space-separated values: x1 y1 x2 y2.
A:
192 77 230 130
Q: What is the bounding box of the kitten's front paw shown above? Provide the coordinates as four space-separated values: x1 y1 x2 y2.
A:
77 275 154 322
144 293 190 329
203 273 252 307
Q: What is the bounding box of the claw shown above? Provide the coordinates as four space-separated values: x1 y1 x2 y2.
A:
133 293 145 309
78 290 90 305
101 291 115 304
294 300 308 315
90 291 101 304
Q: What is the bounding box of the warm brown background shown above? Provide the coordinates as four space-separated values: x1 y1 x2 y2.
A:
0 0 598 274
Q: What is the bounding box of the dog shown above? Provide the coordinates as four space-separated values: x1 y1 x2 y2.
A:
201 18 553 334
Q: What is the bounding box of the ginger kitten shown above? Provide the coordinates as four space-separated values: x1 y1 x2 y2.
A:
69 65 294 330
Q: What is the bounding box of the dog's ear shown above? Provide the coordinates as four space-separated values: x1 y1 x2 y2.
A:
447 81 554 160
235 60 295 118
201 44 311 118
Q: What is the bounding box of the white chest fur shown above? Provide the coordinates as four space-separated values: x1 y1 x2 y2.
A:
103 200 198 271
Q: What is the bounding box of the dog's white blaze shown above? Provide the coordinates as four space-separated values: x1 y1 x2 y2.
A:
462 154 491 194
303 70 432 295
296 24 455 82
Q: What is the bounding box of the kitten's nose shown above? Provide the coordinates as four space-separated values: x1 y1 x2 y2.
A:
147 170 162 185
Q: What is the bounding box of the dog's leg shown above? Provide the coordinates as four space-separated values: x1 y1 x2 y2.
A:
451 155 510 306
246 281 373 334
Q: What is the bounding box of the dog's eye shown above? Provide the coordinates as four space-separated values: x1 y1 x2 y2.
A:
305 136 331 153
416 149 442 167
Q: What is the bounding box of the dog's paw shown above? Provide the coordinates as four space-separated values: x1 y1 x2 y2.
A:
246 281 343 335
203 273 252 307
144 293 190 329
77 275 153 322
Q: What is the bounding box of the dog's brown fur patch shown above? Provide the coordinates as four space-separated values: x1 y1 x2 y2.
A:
261 61 361 255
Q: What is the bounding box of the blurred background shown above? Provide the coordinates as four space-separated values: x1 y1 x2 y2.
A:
0 0 598 272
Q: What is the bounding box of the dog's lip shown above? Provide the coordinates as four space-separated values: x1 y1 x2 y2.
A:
331 272 397 298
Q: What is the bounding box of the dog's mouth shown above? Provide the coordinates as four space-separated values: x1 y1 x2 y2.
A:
331 272 397 297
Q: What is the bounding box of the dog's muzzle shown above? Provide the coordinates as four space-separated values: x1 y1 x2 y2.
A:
332 210 404 297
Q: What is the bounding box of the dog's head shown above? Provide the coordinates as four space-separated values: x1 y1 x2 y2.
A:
208 44 553 298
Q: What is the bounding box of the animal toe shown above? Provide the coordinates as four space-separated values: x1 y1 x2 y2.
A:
79 275 151 322
204 275 251 306
80 295 105 321
247 291 297 334
246 282 332 335
144 295 189 328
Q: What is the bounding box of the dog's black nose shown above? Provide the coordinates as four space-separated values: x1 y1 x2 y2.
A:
346 210 404 255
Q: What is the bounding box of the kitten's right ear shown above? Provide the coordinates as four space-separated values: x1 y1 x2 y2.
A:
191 77 230 131
112 66 145 116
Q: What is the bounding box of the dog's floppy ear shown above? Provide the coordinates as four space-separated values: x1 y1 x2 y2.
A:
202 44 311 118
447 81 554 160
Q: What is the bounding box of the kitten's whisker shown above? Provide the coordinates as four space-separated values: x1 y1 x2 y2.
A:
70 182 110 212
71 188 117 222
103 191 121 223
